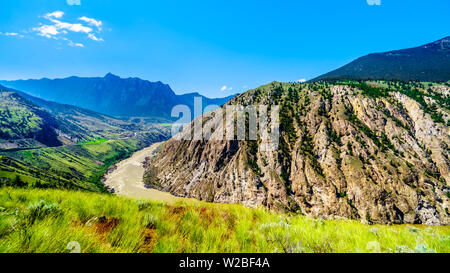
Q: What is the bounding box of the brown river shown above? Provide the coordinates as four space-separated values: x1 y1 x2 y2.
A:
103 142 181 203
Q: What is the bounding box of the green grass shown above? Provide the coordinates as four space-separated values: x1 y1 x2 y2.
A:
77 138 109 145
158 123 172 127
0 105 44 140
0 187 448 253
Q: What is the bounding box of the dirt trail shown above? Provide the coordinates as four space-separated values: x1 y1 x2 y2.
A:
103 142 179 203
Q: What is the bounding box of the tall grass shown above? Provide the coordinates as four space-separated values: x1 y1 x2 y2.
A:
0 188 448 253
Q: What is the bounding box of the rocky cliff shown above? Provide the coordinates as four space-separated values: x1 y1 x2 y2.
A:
145 80 450 225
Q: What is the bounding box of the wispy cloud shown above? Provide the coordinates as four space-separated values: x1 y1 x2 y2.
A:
52 20 92 34
45 11 64 19
221 85 233 92
68 40 84 47
41 11 93 34
0 32 23 37
33 25 59 38
79 16 102 30
88 33 103 41
29 10 104 47
1 10 103 48
297 78 307 83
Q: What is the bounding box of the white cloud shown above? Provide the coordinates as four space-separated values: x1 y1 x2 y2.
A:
68 40 84 47
33 25 59 38
3 10 103 48
2 32 19 36
221 85 233 91
45 11 64 19
0 31 24 38
61 37 84 47
31 11 105 46
297 78 307 83
67 0 81 5
88 33 103 41
51 19 93 33
79 16 102 29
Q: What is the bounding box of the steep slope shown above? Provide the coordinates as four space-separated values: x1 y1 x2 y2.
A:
145 80 450 225
0 85 156 149
313 36 450 82
0 91 62 148
15 89 142 141
0 84 171 191
0 132 167 191
0 73 235 121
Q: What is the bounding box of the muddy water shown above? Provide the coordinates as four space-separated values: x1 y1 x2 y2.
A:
103 142 180 203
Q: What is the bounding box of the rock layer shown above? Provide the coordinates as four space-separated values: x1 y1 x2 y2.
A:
145 81 450 225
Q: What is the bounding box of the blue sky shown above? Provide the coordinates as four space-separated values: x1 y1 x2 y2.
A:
0 0 449 98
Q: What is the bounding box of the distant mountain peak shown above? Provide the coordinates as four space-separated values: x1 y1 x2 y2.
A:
430 36 450 50
434 36 450 42
313 36 450 82
0 74 234 120
104 72 120 79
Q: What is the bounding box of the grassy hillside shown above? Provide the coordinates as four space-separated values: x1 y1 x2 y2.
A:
0 131 167 192
0 91 62 147
0 188 448 253
0 85 163 150
14 90 144 143
0 86 169 191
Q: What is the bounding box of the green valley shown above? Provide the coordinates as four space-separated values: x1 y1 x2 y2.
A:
0 85 170 192
0 132 166 191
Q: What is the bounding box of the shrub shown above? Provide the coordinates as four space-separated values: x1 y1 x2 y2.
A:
23 200 62 225
142 213 158 229
137 200 152 211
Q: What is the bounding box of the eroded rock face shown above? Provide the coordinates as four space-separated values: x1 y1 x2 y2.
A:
145 81 450 225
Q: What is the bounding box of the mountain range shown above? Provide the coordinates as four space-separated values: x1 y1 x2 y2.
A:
0 73 235 122
313 36 450 82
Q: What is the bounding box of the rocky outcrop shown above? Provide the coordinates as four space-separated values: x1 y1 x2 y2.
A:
145 81 450 225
